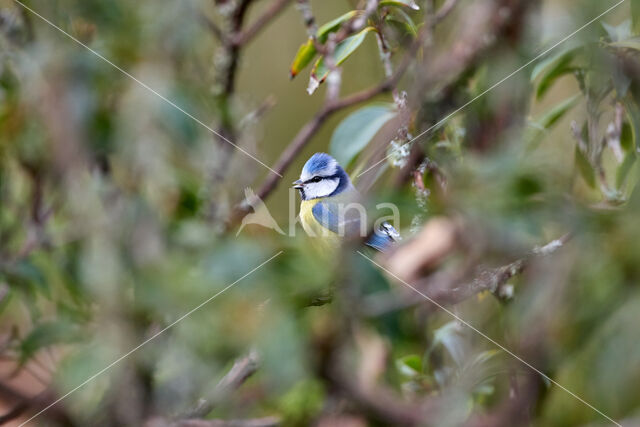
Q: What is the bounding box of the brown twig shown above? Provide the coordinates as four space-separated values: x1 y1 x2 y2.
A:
363 233 572 316
199 12 226 42
181 351 260 419
232 0 294 46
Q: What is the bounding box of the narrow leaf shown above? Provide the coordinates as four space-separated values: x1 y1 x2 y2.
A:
535 51 575 99
290 39 316 78
621 121 633 151
632 0 640 35
623 97 640 151
330 104 396 166
616 152 637 189
317 11 359 42
385 8 418 36
289 11 359 79
531 45 579 82
536 94 580 130
575 145 596 188
379 0 420 11
309 27 376 93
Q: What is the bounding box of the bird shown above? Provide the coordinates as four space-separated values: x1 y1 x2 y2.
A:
292 152 400 251
236 187 285 236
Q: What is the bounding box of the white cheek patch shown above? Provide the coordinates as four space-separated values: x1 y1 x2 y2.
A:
307 178 339 199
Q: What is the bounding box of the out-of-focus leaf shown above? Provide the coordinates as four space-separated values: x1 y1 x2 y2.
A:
621 121 633 151
531 45 579 82
535 51 576 99
278 379 325 424
608 36 640 50
308 27 376 94
575 145 596 188
385 7 418 36
623 97 640 150
20 321 83 363
396 354 422 377
542 295 640 425
379 0 420 11
611 58 632 98
537 94 580 129
0 283 11 316
329 103 396 166
290 39 316 78
616 152 637 189
289 11 359 79
631 0 640 35
317 11 359 43
602 20 631 42
7 260 50 298
431 321 469 367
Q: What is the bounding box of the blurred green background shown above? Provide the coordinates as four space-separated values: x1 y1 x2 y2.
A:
1 0 640 426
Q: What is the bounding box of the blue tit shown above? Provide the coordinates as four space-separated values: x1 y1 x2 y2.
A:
292 153 400 251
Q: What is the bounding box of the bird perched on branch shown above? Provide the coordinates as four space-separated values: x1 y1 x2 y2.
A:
293 153 400 251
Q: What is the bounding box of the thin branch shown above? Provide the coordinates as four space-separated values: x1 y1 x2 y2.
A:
363 233 572 316
199 12 226 42
181 351 260 419
232 0 294 46
295 0 317 39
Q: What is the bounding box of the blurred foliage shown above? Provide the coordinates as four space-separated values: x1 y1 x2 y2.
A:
0 0 640 426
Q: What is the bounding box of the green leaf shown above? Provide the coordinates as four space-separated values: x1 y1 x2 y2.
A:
536 94 580 130
396 354 422 377
7 260 50 298
379 0 420 11
632 0 640 35
616 152 637 189
317 11 359 43
289 11 359 79
621 121 633 151
535 51 575 99
385 7 418 36
575 145 596 189
290 39 316 78
623 97 640 151
309 27 376 93
329 104 396 166
531 45 579 82
20 321 83 362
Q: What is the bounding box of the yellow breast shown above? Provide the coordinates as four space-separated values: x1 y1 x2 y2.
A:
299 199 340 248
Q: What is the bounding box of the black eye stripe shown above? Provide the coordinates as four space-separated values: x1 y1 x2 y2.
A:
304 173 340 184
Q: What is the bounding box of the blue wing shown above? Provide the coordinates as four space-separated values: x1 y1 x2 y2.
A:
366 222 400 252
312 201 400 251
311 200 362 236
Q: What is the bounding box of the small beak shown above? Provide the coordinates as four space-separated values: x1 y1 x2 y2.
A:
292 179 304 189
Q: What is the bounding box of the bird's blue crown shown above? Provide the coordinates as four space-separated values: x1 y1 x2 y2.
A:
302 153 338 178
